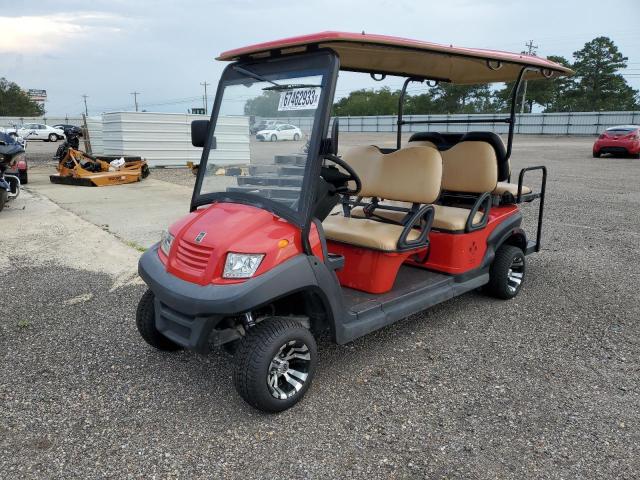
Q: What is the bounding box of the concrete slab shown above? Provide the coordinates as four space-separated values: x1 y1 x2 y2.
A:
25 169 192 249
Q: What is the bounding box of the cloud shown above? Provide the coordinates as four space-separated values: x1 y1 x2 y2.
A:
0 13 123 53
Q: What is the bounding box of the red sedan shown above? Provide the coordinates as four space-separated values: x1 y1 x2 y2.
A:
593 125 640 158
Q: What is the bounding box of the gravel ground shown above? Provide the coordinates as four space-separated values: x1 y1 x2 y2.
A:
2 136 640 478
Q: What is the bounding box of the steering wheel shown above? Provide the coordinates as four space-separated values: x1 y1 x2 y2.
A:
323 153 362 196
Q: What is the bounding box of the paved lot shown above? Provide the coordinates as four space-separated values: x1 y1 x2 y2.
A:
1 136 639 478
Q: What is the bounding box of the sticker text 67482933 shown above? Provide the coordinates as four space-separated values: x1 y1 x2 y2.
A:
278 88 321 111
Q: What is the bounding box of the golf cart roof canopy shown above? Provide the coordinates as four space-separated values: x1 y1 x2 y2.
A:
218 31 573 84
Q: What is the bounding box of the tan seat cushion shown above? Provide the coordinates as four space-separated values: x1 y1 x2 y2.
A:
493 182 532 196
432 205 483 231
322 214 421 251
351 202 482 232
441 142 498 193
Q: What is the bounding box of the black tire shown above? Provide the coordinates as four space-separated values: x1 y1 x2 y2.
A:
293 133 300 141
485 245 526 300
270 134 277 142
19 171 28 185
0 190 7 212
233 318 317 413
48 133 58 142
592 151 600 158
136 289 182 351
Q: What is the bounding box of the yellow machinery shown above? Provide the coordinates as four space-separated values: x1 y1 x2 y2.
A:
50 147 150 186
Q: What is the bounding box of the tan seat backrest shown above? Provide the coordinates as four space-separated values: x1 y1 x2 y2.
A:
440 141 497 193
341 145 442 204
408 140 438 150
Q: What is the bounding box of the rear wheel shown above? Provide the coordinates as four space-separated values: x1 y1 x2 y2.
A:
270 134 277 142
19 171 28 185
485 245 526 299
0 190 7 212
233 318 317 412
136 289 182 351
48 133 58 142
592 151 600 158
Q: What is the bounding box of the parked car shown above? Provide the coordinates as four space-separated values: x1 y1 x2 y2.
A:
256 124 302 141
250 120 281 135
593 125 640 158
53 124 83 137
6 123 64 142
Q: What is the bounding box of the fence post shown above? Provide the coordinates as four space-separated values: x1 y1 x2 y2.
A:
566 113 571 135
596 112 602 135
540 113 545 135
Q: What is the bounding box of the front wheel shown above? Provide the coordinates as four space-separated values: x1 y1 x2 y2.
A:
48 133 58 142
19 171 28 185
485 245 526 299
270 134 277 142
592 151 600 158
233 318 317 412
0 190 7 212
136 289 182 351
293 133 300 141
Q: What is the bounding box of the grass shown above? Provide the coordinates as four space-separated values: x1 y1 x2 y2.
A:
17 319 30 328
124 240 147 253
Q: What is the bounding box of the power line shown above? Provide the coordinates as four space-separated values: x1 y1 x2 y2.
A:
130 91 140 112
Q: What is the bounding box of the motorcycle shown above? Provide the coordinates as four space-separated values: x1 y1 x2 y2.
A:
0 132 22 212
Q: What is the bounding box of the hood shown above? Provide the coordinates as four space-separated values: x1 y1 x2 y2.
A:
257 129 276 135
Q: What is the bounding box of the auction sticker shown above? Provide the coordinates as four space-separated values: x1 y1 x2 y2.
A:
278 87 321 111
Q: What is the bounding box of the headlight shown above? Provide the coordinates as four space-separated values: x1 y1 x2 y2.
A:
160 230 174 256
223 252 264 279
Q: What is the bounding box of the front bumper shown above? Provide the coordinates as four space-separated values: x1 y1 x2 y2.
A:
138 246 319 352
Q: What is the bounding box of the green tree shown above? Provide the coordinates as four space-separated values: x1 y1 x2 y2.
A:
244 91 281 117
333 87 400 116
569 36 638 111
430 83 496 114
495 55 573 112
0 78 44 116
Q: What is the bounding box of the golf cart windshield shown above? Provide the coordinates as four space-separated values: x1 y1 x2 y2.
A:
193 52 337 224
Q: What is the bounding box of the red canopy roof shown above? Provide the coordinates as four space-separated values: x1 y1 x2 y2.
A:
218 31 572 84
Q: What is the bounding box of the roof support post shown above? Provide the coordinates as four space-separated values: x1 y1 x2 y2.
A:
506 67 527 161
396 77 420 150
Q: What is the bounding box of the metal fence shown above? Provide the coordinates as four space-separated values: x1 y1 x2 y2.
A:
0 115 83 127
266 111 640 136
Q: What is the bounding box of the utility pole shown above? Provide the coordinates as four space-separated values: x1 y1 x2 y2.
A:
82 94 89 116
520 40 538 113
200 81 210 114
130 91 140 112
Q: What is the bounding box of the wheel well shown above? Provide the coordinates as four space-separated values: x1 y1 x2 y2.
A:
268 289 330 335
503 231 527 252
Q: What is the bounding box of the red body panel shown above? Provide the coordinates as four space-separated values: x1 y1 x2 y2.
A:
411 205 519 274
593 130 640 155
159 203 320 286
326 241 423 294
327 206 519 293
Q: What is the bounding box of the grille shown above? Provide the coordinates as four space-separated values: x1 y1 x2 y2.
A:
174 238 213 275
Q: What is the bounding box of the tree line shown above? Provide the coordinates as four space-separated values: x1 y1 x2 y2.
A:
0 78 45 117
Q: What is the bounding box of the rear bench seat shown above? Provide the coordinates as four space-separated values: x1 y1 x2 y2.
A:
410 131 532 197
322 146 442 251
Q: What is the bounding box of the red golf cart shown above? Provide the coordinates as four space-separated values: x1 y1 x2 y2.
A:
136 32 572 412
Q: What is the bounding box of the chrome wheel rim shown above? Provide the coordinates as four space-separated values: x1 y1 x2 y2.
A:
267 340 311 400
507 256 525 294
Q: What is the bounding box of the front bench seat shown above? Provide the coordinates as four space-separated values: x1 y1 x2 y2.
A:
322 146 442 251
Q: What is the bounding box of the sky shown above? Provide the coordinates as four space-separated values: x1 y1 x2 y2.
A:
1 0 639 116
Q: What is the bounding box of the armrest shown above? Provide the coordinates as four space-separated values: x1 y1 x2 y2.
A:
397 204 435 250
465 192 491 232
